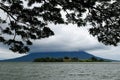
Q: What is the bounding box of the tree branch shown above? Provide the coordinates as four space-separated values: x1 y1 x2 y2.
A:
0 6 17 21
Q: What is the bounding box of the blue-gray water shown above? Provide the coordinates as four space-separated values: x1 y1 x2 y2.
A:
0 62 120 80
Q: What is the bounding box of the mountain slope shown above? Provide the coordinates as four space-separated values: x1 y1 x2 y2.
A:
0 51 109 62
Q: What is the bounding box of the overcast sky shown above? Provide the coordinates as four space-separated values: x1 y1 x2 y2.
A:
29 24 120 60
1 0 120 60
0 21 120 60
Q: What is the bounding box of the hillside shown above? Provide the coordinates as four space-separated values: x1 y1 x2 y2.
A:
0 51 111 62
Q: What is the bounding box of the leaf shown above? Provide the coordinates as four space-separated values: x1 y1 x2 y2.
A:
26 40 32 45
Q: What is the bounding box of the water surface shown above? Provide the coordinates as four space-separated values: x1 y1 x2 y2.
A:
0 62 120 80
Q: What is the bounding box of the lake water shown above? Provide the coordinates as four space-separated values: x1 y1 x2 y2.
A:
0 62 120 80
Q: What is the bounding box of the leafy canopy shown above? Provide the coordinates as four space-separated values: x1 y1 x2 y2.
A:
0 0 120 53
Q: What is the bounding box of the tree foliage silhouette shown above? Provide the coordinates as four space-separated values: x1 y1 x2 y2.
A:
0 0 120 53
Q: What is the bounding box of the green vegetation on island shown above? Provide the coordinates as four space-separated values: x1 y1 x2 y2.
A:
33 57 109 62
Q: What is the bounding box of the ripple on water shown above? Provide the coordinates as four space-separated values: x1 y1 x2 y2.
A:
0 62 120 80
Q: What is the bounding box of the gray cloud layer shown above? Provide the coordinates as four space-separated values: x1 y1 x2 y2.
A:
0 0 120 60
29 24 120 60
0 23 120 60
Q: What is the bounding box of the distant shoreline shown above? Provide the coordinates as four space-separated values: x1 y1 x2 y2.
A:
33 57 110 62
